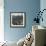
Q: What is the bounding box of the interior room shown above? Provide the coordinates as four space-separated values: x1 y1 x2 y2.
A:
0 0 46 46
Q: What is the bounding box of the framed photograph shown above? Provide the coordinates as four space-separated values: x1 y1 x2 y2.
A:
10 12 26 27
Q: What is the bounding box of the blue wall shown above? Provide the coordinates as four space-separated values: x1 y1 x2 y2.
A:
4 0 40 42
40 0 46 27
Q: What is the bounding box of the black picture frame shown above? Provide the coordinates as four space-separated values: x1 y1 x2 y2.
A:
10 12 26 28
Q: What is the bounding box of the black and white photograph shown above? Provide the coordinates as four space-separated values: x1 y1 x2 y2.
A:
10 12 26 27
